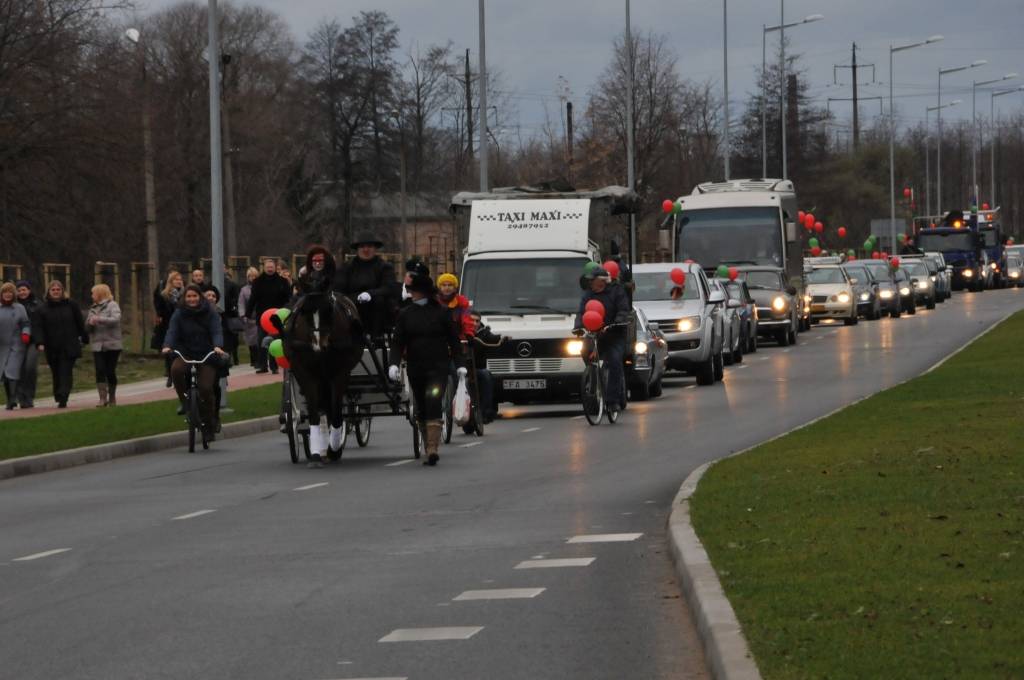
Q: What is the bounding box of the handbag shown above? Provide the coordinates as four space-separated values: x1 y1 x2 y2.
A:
453 374 472 426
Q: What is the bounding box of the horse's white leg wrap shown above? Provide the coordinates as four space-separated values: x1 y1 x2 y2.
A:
309 423 324 455
329 425 343 451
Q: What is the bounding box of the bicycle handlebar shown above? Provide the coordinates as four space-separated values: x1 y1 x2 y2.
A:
172 350 218 365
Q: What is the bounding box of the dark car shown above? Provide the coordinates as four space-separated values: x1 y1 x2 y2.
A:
861 259 903 318
628 307 668 401
736 266 800 347
841 263 882 320
894 267 917 315
901 260 936 310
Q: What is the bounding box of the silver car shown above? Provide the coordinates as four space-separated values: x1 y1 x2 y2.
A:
923 252 951 301
628 307 668 400
710 278 743 366
1007 253 1024 287
632 263 726 386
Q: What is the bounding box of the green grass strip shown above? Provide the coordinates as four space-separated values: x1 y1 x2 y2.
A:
691 311 1024 679
1 383 280 460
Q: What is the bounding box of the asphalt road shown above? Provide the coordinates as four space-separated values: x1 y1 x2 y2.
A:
2 288 1022 680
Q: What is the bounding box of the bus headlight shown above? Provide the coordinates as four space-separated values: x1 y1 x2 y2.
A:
566 340 584 356
1011 272 1020 279
634 341 648 354
677 316 701 332
771 296 787 312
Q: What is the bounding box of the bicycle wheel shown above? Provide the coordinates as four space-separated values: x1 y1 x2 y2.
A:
412 421 425 459
442 376 454 444
603 365 619 424
187 386 200 453
469 373 485 437
356 407 372 447
581 363 604 426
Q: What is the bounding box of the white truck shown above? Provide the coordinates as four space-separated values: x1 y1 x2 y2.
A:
450 186 637 404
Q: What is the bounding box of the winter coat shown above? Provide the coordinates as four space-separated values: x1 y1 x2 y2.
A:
573 284 631 338
0 302 31 381
20 293 43 345
37 298 88 359
390 300 464 378
237 283 259 346
163 300 224 361
86 299 123 352
333 256 396 303
438 293 475 340
247 272 291 320
152 287 182 350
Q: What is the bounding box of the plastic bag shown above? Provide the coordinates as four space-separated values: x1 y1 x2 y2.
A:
453 374 472 426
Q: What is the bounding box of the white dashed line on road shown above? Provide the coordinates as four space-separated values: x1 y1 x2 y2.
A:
454 588 545 601
325 677 408 680
13 548 71 562
572 415 586 420
459 441 482 448
293 482 329 491
568 533 643 543
379 627 484 642
782 348 791 353
515 557 595 569
385 459 416 467
171 509 216 521
684 385 696 390
522 427 541 433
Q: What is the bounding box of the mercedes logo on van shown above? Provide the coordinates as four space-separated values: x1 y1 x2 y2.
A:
516 341 533 357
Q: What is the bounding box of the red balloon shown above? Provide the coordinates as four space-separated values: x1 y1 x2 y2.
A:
260 308 281 336
727 266 738 281
871 251 880 259
275 355 291 369
891 257 901 268
903 187 912 198
684 259 695 264
848 254 856 261
814 221 824 233
798 210 806 223
804 213 815 229
810 246 822 256
584 299 606 318
582 310 604 332
837 226 847 238
670 268 686 286
662 199 674 214
982 202 990 211
880 251 888 260
602 260 620 280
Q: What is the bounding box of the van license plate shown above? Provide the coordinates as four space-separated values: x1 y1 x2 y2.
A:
503 379 546 390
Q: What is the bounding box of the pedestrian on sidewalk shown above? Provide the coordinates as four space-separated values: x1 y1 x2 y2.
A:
86 284 123 407
36 280 88 409
204 287 233 423
14 280 41 408
222 267 242 365
1 282 31 410
237 266 259 368
152 270 184 387
247 258 290 374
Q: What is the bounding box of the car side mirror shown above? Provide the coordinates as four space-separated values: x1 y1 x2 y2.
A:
647 322 660 332
707 290 726 304
726 298 742 309
911 277 920 285
786 286 797 296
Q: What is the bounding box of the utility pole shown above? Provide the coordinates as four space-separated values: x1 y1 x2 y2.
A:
566 101 574 184
833 43 874 151
478 0 488 192
207 0 224 299
220 55 238 259
625 0 636 265
465 49 474 168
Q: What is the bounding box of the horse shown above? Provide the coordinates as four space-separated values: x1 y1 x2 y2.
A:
280 291 364 466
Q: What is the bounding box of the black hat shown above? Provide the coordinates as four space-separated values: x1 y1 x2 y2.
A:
405 257 430 278
350 231 384 249
407 273 435 296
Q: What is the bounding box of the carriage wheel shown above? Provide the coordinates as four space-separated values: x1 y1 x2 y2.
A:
284 382 299 464
442 376 454 444
412 421 424 459
356 407 372 447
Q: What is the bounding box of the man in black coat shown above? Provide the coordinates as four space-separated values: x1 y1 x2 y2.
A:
248 258 292 373
573 266 631 415
334 231 397 340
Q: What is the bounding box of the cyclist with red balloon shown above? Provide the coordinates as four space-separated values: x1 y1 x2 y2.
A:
573 264 631 418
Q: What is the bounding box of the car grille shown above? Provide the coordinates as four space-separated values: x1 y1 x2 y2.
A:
650 318 682 328
667 339 700 351
811 295 828 303
487 358 576 374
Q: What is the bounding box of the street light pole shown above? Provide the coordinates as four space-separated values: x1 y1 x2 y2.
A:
936 60 986 216
125 29 159 291
478 0 488 192
207 0 225 298
890 35 943 254
973 73 1017 206
779 0 786 179
990 86 1024 207
625 0 636 265
722 0 730 180
925 100 960 224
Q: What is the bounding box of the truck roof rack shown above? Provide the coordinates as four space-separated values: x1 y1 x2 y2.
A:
691 179 794 195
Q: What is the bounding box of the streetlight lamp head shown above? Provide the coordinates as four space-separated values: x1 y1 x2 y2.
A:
1004 73 1019 80
950 99 962 106
971 60 988 67
804 14 825 22
125 28 140 44
926 35 945 44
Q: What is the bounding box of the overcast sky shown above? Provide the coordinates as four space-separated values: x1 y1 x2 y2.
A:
142 0 1024 138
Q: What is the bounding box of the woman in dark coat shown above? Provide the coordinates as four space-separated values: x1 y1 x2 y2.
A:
388 273 464 466
36 280 88 408
152 270 184 386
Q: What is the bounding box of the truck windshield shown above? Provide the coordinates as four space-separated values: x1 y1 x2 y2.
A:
461 257 588 314
633 271 699 301
981 229 999 247
916 232 975 252
677 207 783 268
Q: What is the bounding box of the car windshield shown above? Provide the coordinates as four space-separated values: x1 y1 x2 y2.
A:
676 207 783 268
842 266 869 284
724 283 745 301
632 270 700 301
807 268 845 284
1009 256 1022 267
905 262 928 277
460 257 587 314
916 231 975 252
739 270 782 290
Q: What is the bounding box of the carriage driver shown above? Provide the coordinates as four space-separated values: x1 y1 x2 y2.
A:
333 231 398 341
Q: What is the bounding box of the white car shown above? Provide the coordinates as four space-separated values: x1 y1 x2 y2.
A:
1006 253 1023 286
632 263 726 386
806 265 857 326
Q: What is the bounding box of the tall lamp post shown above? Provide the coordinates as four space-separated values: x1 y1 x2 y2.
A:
124 28 159 293
478 0 488 193
972 73 1017 204
990 85 1024 207
936 60 986 216
207 0 225 298
925 100 960 223
889 35 943 254
762 13 823 178
625 0 636 264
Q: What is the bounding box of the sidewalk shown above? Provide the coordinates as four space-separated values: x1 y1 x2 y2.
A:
1 365 281 420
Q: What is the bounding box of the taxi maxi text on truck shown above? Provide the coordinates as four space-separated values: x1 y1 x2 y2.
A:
450 184 639 405
914 210 987 292
663 179 802 285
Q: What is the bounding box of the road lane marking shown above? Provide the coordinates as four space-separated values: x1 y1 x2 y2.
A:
522 427 541 433
782 348 791 353
13 548 71 562
171 509 216 521
325 677 408 680
568 533 643 543
738 364 748 369
385 459 416 467
454 588 545 601
572 415 585 420
379 627 483 642
459 441 482 448
294 482 329 491
515 557 595 569
684 385 696 390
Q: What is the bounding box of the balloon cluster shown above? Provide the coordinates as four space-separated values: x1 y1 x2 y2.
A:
582 299 606 332
661 199 682 215
259 307 292 368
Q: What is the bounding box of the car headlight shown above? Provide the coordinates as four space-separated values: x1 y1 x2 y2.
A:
803 294 812 303
879 289 894 299
566 339 584 356
859 292 870 301
771 296 788 312
677 316 701 332
837 292 851 304
634 341 648 354
900 286 911 296
963 268 974 278
991 262 999 270
930 275 937 282
1011 272 1020 279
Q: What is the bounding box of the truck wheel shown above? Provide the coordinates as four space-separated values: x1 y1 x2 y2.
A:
926 296 936 310
631 380 651 401
695 358 715 386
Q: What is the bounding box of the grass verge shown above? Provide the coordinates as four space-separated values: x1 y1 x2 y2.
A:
690 311 1024 679
1 383 279 460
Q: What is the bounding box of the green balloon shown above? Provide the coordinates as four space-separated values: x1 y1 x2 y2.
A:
808 237 819 248
898 233 907 243
847 249 855 256
863 239 873 250
584 261 600 273
276 307 291 323
671 201 682 214
716 264 729 279
268 338 284 359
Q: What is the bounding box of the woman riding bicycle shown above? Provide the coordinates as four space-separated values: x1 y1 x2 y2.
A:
573 265 630 417
162 284 227 440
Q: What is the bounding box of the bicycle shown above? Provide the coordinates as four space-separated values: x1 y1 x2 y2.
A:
577 323 628 426
172 350 219 452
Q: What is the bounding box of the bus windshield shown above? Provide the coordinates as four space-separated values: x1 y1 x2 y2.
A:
632 271 700 301
916 232 975 252
677 207 783 268
739 270 783 290
461 257 588 315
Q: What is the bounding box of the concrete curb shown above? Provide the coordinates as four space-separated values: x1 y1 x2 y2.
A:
0 416 279 482
667 462 762 680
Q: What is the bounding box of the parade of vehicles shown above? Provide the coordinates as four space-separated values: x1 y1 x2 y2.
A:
861 259 905 318
901 260 937 309
915 210 987 292
805 265 858 325
736 266 801 346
